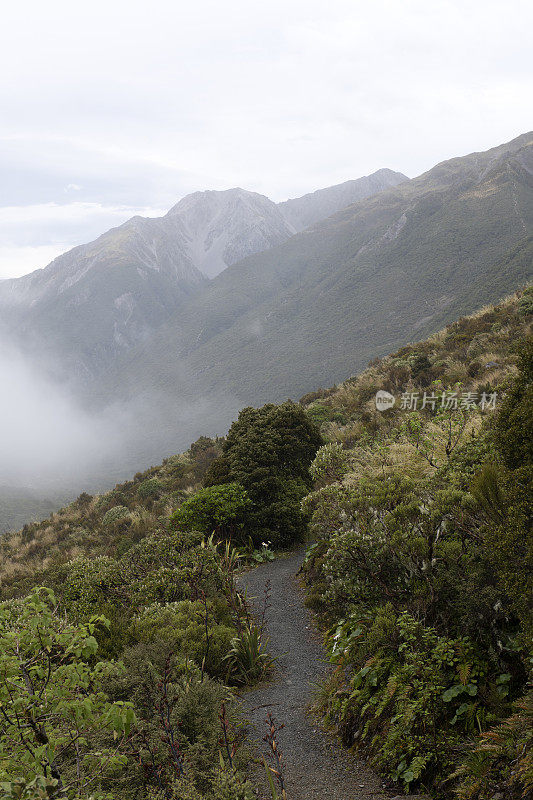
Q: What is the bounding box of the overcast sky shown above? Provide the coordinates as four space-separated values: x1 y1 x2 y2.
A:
1 0 531 278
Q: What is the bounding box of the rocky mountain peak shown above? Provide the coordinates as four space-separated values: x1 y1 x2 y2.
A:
166 187 295 278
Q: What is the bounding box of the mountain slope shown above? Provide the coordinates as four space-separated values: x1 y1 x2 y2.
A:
103 132 533 420
0 175 405 377
1 287 529 575
0 188 296 375
278 167 408 231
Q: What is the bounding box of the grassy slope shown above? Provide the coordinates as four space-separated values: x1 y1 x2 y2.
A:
2 288 530 592
0 438 223 597
299 286 533 473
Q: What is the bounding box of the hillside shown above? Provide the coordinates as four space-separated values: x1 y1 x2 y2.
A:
101 133 533 420
2 287 529 591
0 172 405 379
298 287 533 798
0 287 531 799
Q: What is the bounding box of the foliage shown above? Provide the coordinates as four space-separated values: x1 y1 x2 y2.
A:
325 609 499 792
102 505 130 526
137 478 164 500
493 337 533 471
301 319 533 796
0 588 135 795
0 775 63 800
250 542 275 563
170 484 251 542
400 391 473 468
223 624 273 684
205 402 321 546
262 714 288 800
132 601 234 678
309 442 350 487
454 688 533 800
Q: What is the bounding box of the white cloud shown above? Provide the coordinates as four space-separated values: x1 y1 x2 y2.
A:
0 245 70 279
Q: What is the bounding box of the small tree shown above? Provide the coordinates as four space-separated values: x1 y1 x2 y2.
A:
401 385 476 468
170 483 251 541
205 402 322 545
0 588 136 796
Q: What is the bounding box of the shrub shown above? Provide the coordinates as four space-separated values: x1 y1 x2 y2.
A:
323 609 498 793
102 504 130 525
0 588 135 792
170 483 251 541
215 401 322 545
137 477 164 499
309 442 350 487
131 600 234 677
493 337 533 471
454 689 533 800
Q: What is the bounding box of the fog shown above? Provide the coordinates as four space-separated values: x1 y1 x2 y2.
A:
0 344 126 491
0 344 238 499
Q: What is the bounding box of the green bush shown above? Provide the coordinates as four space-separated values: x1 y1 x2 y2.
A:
102 504 130 525
137 477 164 499
208 401 322 545
0 589 135 792
323 609 500 793
170 483 251 541
454 689 533 800
131 601 234 677
302 341 533 797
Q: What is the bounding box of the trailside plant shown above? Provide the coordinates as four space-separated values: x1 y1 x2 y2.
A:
223 624 273 684
0 588 136 796
301 337 533 797
262 714 288 800
251 541 275 563
170 484 252 542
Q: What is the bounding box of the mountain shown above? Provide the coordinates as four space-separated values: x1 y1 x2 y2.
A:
0 188 290 376
0 214 207 378
0 174 405 377
0 133 531 512
278 168 408 231
169 188 295 278
101 132 532 430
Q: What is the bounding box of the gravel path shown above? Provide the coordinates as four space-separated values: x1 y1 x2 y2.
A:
237 549 391 800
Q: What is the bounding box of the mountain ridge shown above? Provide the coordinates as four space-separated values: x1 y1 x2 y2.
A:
278 167 407 231
99 131 533 411
0 170 407 376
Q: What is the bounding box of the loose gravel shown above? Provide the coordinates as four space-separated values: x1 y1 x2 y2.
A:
237 548 393 800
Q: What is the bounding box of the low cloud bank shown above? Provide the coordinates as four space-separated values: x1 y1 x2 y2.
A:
0 345 127 491
0 344 239 498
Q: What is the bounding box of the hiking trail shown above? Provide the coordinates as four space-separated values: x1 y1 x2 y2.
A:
238 549 400 800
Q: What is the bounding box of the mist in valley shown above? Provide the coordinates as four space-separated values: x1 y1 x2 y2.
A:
0 343 238 514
